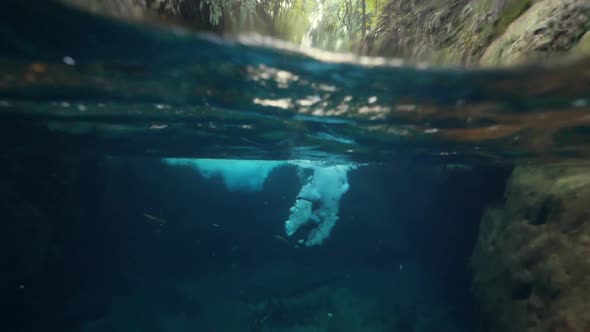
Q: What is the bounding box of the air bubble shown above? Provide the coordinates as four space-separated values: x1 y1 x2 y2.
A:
63 56 76 65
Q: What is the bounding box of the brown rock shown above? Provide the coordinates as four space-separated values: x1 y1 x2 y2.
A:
480 0 590 66
472 164 590 332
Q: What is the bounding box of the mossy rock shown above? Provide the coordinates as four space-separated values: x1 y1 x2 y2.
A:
365 0 551 65
480 0 590 66
568 31 590 58
472 164 590 332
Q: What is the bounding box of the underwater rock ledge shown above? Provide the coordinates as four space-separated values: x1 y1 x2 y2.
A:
472 164 590 332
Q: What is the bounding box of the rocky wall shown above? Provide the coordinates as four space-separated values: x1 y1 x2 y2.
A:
366 0 590 66
472 164 590 331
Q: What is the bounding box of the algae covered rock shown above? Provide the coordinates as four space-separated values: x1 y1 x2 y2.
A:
366 0 589 65
365 0 539 64
480 0 590 66
472 164 590 332
569 30 590 58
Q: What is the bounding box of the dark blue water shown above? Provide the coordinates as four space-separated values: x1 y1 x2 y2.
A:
2 2 589 332
7 155 510 332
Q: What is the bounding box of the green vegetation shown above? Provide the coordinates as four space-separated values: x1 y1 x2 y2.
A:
67 0 590 63
492 0 532 36
150 0 388 51
300 0 387 50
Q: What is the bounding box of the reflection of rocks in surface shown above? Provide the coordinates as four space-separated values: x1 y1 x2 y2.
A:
472 164 590 332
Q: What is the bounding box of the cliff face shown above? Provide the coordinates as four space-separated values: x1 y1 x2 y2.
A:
64 0 589 65
472 165 590 332
480 0 590 66
366 0 590 66
365 0 510 63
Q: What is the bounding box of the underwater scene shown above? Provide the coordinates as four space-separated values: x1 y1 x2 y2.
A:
3 1 590 331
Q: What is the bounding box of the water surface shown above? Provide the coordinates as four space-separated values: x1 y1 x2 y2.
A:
2 1 590 164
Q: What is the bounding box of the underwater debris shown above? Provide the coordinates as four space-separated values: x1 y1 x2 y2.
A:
142 213 168 234
142 213 167 225
273 234 290 246
149 123 168 130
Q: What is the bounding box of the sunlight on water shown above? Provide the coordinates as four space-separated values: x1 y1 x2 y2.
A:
0 1 589 164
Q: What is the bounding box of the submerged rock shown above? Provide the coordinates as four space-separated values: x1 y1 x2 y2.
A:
472 164 590 332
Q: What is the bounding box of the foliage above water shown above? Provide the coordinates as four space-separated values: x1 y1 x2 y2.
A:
64 0 590 64
147 0 388 51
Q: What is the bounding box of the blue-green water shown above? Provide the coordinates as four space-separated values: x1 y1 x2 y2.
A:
2 1 590 164
2 2 589 332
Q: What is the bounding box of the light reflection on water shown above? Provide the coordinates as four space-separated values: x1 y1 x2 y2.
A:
1 1 590 164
